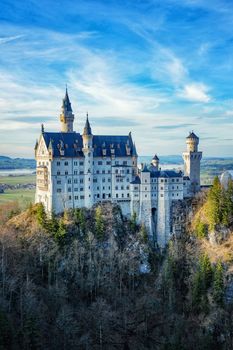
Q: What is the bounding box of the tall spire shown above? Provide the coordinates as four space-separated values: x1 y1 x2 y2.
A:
83 112 92 135
60 87 75 132
62 87 72 112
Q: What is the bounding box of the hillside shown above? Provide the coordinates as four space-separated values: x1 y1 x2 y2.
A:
0 187 233 350
0 156 36 170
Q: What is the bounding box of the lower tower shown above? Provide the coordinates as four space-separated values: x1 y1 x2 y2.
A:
182 132 202 194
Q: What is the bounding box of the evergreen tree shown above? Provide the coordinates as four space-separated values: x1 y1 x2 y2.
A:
36 203 47 228
207 176 222 229
129 212 137 233
195 219 208 239
213 261 224 306
95 207 105 240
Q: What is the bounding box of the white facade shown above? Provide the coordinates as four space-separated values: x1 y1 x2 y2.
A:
35 91 202 248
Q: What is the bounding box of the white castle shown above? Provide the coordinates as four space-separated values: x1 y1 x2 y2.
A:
35 90 202 248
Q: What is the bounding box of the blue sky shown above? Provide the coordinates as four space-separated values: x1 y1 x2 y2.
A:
0 0 233 157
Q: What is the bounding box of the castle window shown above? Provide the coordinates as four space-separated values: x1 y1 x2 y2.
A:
108 170 111 174
102 178 105 182
177 193 179 196
115 169 118 174
134 187 138 190
74 179 78 184
145 179 147 183
115 186 118 190
93 178 97 183
74 188 78 191
127 169 130 174
127 193 130 198
68 179 71 184
57 171 60 175
108 186 111 190
145 194 147 198
96 170 99 174
80 161 84 166
97 186 99 190
80 188 84 191
98 161 102 165
161 194 163 197
122 193 124 198
108 178 111 182
65 161 68 166
145 187 147 190
102 170 105 174
165 179 167 183
109 194 111 198
161 179 164 183
172 193 174 197
74 170 78 175
97 194 100 198
127 178 129 182
103 194 105 199
161 186 163 190
57 161 60 166
80 195 84 199
69 196 72 200
57 189 62 193
80 171 84 175
65 171 68 175
103 186 105 190
75 196 78 200
126 186 129 190
115 161 119 165
68 187 71 192
172 179 175 182
177 186 179 189
176 179 179 182
57 180 61 185
106 161 111 165
116 194 118 198
172 186 174 189
123 161 127 165
74 161 78 166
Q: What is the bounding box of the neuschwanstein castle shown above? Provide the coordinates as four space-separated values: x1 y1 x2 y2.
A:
35 89 202 248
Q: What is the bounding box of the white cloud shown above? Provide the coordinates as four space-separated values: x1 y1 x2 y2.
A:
178 83 211 103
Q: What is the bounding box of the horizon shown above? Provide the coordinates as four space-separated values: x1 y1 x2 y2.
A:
0 0 233 158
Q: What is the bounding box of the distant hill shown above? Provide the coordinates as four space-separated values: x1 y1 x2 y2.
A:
0 156 36 170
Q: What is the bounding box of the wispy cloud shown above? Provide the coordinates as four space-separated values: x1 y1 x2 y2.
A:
0 34 24 45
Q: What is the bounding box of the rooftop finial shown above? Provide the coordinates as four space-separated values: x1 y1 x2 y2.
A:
41 123 44 134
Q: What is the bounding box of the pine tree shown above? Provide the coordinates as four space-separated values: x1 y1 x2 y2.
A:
207 176 222 229
95 207 105 240
213 261 224 306
36 203 47 228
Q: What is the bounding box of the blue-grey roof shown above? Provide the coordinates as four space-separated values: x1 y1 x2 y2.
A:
150 170 183 178
141 164 150 172
42 132 134 158
83 116 92 135
62 89 72 112
130 176 141 184
187 131 198 139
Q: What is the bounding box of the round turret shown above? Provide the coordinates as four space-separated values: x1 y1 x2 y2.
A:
186 131 199 152
151 154 159 170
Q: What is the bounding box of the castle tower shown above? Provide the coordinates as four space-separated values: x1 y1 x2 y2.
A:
60 88 75 132
139 164 153 240
82 114 94 208
132 142 138 176
182 132 202 193
151 154 159 171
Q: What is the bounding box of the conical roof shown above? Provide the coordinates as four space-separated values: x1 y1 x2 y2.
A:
83 114 92 135
62 88 72 112
187 131 198 139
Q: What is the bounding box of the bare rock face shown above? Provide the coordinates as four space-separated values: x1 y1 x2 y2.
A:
208 227 231 246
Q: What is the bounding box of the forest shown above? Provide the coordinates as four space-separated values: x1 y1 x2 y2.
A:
0 176 233 350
